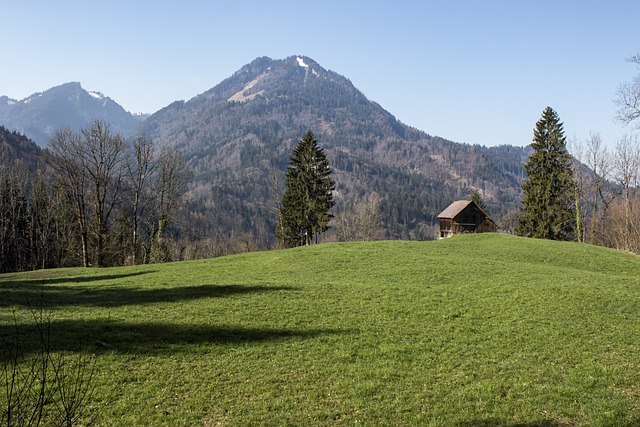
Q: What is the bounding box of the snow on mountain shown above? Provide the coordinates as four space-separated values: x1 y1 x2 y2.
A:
23 94 42 104
88 91 104 100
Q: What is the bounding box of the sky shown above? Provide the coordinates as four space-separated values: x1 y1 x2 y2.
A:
2 1 639 150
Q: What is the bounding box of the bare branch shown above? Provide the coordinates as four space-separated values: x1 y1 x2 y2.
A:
614 76 640 126
626 53 640 65
615 54 640 127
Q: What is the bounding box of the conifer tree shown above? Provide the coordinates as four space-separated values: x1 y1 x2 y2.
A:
471 189 486 211
278 131 335 247
517 107 576 240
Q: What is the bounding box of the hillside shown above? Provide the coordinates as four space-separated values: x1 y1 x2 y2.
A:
139 56 529 242
2 234 640 425
0 125 42 171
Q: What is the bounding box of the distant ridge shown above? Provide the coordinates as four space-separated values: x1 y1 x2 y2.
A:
0 82 142 146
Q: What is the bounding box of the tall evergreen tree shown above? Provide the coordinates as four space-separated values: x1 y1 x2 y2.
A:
517 107 576 240
278 131 335 247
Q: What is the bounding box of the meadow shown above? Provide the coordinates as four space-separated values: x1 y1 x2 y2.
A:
2 234 640 426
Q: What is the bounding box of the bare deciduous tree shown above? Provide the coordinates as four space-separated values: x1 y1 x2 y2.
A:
126 136 157 265
49 129 90 267
268 167 286 249
1 307 98 426
569 136 586 242
49 121 127 267
613 134 640 251
336 193 383 242
615 54 640 127
82 121 126 267
147 145 192 262
585 132 609 244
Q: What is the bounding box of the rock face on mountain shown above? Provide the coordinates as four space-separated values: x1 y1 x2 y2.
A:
139 55 527 241
0 82 142 146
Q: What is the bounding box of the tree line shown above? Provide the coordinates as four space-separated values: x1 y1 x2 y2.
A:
568 131 640 253
514 51 640 255
3 53 640 270
0 120 191 272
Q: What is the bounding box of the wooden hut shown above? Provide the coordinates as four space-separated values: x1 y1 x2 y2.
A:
437 200 497 239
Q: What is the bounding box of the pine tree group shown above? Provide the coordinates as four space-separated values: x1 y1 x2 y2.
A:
517 107 575 240
277 131 336 247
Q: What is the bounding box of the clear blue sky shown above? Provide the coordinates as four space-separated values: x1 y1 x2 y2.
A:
2 1 638 149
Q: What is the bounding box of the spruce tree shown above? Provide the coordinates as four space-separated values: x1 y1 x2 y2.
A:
517 107 576 240
471 189 486 211
278 131 335 247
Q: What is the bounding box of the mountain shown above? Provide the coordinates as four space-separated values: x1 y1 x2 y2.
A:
0 56 529 246
0 82 142 146
139 55 528 243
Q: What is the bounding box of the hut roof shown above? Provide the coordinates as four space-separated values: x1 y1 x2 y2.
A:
437 200 473 219
437 200 497 225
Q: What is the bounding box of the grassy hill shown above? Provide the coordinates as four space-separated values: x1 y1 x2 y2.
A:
2 234 640 426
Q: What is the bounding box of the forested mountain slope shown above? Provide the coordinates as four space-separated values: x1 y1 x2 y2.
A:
139 55 529 242
0 125 42 171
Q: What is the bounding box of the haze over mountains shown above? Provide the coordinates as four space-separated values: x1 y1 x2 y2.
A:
0 55 529 241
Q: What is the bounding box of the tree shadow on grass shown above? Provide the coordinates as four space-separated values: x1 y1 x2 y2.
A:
2 271 157 286
0 283 297 308
0 318 348 360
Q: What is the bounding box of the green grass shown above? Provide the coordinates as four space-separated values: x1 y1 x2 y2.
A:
2 234 640 426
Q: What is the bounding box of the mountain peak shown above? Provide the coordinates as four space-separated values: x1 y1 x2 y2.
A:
58 81 83 89
0 82 139 146
137 54 527 243
289 55 320 69
296 56 309 68
0 95 17 106
140 54 379 145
